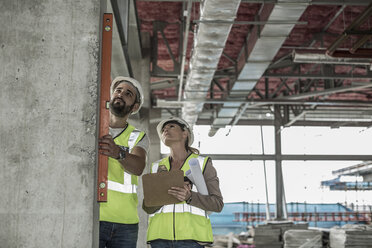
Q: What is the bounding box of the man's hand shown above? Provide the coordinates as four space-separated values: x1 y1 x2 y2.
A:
168 182 192 202
98 134 120 159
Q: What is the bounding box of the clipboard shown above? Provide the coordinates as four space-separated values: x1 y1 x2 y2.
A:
142 170 184 207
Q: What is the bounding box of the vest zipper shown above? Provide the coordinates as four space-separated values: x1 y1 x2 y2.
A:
173 204 176 240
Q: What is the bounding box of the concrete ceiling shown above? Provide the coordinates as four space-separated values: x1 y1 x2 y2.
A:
131 0 372 133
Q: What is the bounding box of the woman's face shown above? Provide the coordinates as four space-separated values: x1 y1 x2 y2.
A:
161 122 187 146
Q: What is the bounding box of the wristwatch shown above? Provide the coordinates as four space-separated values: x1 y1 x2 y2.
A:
117 146 129 160
186 193 192 204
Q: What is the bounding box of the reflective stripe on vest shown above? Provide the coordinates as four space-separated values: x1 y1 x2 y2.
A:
107 129 141 194
152 162 159 173
128 129 141 149
108 181 137 194
149 203 208 218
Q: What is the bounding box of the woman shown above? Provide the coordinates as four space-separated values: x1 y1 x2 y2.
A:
143 116 224 248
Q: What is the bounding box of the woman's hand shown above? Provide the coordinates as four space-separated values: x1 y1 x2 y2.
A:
168 182 192 202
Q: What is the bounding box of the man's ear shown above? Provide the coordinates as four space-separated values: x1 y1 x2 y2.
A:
131 103 140 113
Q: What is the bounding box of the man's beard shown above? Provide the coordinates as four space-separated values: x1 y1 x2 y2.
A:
109 98 135 117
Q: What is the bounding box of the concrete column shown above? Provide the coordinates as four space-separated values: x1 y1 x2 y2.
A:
132 31 161 248
133 33 162 248
0 0 101 247
129 31 153 248
363 174 372 182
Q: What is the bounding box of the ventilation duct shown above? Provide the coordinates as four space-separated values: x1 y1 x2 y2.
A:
181 0 241 125
209 1 308 136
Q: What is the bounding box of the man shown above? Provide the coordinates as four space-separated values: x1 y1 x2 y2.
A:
98 76 149 248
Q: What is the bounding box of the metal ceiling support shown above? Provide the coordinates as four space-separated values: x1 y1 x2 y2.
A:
150 78 178 90
138 0 372 5
332 161 372 177
279 83 372 100
208 1 308 136
331 49 372 59
177 0 193 101
241 0 372 5
156 98 372 107
269 78 291 98
264 71 372 80
274 105 285 220
193 20 308 25
203 154 372 160
197 118 372 127
110 0 143 77
327 3 372 56
350 35 372 54
151 21 181 76
284 104 316 127
181 0 242 125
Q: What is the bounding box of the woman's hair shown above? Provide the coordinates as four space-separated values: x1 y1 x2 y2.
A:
162 120 199 154
187 140 200 155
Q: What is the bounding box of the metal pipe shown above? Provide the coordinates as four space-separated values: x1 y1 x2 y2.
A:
293 49 372 62
193 20 308 25
177 0 192 101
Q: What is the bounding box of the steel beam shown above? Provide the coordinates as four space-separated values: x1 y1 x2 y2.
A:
274 106 284 220
264 72 372 80
111 0 134 76
156 98 372 107
150 79 179 90
193 20 307 25
241 0 372 5
177 0 192 101
204 154 372 161
327 3 372 56
279 83 372 100
196 119 372 127
138 0 372 5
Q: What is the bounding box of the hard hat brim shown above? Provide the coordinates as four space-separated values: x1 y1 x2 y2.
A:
156 117 194 146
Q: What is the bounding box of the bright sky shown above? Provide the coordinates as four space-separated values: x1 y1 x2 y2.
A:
161 125 372 206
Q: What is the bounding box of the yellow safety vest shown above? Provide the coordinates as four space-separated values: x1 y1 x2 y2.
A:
147 154 213 243
100 124 145 224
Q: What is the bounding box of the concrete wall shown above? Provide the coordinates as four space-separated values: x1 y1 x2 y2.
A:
128 31 162 248
129 32 153 248
0 1 101 247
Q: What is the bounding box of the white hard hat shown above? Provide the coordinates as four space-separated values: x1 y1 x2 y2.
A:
156 116 194 146
110 76 144 114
